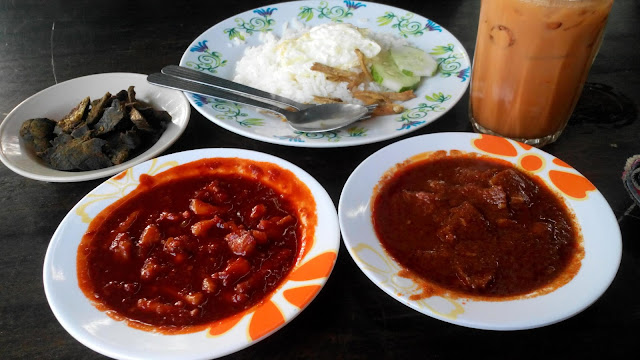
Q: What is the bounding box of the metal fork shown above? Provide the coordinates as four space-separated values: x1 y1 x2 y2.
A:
148 73 376 133
162 64 375 112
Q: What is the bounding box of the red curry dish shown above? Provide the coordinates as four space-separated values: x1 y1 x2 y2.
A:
77 158 316 333
372 151 583 299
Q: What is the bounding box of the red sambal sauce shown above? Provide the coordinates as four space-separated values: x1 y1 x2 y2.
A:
372 151 583 299
77 158 316 332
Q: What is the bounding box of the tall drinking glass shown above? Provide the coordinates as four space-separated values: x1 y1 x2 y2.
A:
469 0 614 147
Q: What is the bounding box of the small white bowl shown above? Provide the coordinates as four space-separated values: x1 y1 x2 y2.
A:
0 73 190 182
339 132 622 330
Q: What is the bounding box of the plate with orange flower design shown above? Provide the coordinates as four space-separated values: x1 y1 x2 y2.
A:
43 148 340 359
338 132 622 330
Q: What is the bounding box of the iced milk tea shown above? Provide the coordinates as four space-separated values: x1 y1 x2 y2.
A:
469 0 614 145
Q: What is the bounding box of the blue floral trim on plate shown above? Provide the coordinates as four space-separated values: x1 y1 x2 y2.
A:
298 0 367 23
185 40 227 74
397 92 451 130
224 7 278 41
376 12 442 38
192 95 265 128
431 44 470 82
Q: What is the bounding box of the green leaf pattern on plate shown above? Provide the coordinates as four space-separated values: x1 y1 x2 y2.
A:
224 7 278 41
298 1 366 23
193 95 265 128
347 126 367 137
376 11 442 38
186 40 227 74
431 44 470 81
274 125 368 143
396 92 451 130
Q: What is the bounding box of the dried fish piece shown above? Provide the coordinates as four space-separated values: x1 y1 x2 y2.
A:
57 97 90 133
352 90 416 103
351 92 382 105
312 96 343 104
105 130 141 165
389 91 416 101
19 118 56 153
310 62 365 90
355 49 373 82
127 86 137 104
346 73 365 91
86 92 111 126
353 90 416 102
114 89 128 102
310 63 359 83
93 99 126 136
386 90 416 101
371 103 405 116
42 134 112 171
70 123 92 139
136 106 171 130
129 107 154 132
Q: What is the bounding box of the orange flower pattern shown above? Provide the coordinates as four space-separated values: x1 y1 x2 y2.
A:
519 154 544 172
207 251 337 340
473 134 595 200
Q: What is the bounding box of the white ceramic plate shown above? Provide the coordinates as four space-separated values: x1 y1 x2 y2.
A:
180 1 470 147
339 132 622 330
43 148 340 359
0 73 190 182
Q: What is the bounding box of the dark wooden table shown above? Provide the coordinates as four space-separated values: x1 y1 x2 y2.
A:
1 0 638 359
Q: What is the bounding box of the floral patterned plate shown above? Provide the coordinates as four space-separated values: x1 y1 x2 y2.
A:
180 0 470 147
339 132 622 330
43 148 340 359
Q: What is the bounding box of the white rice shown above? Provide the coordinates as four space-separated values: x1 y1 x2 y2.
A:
232 20 409 104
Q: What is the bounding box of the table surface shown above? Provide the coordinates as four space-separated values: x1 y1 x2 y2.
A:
1 0 638 359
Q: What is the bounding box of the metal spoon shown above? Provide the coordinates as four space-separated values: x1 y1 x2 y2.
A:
147 73 374 133
162 65 334 111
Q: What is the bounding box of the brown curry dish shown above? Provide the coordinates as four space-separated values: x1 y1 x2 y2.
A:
371 151 583 300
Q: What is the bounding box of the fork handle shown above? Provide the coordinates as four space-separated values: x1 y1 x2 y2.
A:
147 73 290 116
161 65 306 110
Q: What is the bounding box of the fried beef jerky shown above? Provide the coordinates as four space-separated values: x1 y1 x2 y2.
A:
19 86 171 171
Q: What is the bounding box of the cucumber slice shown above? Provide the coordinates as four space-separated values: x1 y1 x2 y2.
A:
370 50 421 93
390 45 438 77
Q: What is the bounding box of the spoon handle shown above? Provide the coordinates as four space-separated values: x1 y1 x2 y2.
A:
161 65 306 110
147 73 290 116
